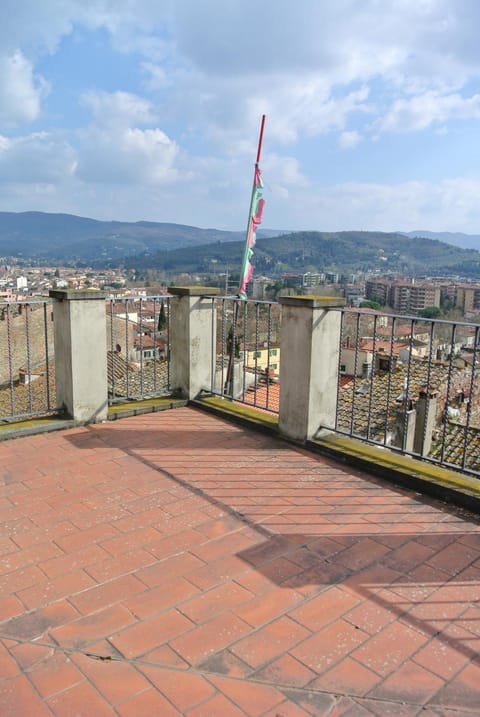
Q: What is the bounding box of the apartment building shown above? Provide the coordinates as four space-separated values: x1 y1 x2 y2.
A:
366 278 440 312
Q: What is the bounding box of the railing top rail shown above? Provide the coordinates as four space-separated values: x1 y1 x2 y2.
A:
0 297 55 307
335 306 480 329
213 295 279 306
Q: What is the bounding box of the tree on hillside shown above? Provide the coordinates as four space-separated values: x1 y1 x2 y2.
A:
418 306 441 319
157 301 167 331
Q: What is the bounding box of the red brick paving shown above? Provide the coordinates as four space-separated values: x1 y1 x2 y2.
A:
0 406 480 715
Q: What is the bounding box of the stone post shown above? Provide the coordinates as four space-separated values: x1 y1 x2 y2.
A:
278 296 345 442
50 289 108 423
168 287 219 400
414 387 438 456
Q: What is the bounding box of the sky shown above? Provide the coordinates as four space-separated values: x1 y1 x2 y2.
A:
2 1 480 235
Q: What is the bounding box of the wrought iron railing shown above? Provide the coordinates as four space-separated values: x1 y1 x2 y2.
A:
327 308 480 477
0 299 58 421
107 295 172 404
209 296 281 414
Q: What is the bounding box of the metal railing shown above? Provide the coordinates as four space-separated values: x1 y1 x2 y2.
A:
107 295 172 404
209 296 281 414
0 299 58 421
328 307 480 477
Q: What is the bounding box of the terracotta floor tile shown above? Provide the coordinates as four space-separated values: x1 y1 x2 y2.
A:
253 653 317 688
49 603 136 649
139 666 215 712
291 618 370 675
312 656 382 696
1 600 80 641
262 700 314 717
210 674 284 715
368 658 444 704
196 648 253 677
17 569 97 610
179 581 252 624
136 551 205 588
289 586 360 631
23 651 84 699
431 661 480 712
230 615 311 669
110 608 194 658
0 640 21 681
146 528 205 560
85 548 156 582
413 636 471 681
46 679 113 716
0 674 53 717
142 643 190 669
281 688 338 716
351 621 429 677
39 543 110 579
68 573 146 615
170 611 251 665
185 691 246 717
72 652 151 706
54 523 121 553
186 553 250 591
124 576 200 619
234 585 305 627
0 594 28 623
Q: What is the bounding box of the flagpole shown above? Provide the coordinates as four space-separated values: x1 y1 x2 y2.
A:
238 114 266 298
225 115 266 396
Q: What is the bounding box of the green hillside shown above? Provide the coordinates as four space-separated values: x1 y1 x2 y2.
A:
0 211 246 261
126 230 480 277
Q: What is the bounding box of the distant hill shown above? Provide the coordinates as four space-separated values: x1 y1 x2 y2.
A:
1 212 480 277
403 230 480 251
0 211 270 262
127 230 480 277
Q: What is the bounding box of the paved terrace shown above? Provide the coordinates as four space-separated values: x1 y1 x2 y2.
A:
0 407 479 716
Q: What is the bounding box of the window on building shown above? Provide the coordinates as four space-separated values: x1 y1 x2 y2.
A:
253 351 261 359
269 349 278 356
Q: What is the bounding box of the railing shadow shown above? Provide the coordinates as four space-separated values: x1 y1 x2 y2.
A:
64 417 480 669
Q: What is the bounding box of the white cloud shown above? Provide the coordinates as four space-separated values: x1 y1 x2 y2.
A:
338 130 362 150
77 90 179 184
267 177 480 234
0 131 76 182
376 91 480 133
0 51 48 127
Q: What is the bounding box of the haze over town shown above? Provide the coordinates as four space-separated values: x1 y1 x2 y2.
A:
2 1 480 238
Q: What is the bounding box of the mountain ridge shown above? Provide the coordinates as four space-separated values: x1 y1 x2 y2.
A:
1 211 480 277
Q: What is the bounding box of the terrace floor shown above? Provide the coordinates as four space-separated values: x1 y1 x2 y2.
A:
0 406 479 716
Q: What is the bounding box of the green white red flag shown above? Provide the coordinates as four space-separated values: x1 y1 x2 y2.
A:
238 165 265 299
238 115 266 299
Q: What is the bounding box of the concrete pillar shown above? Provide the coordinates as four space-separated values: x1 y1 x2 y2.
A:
414 388 438 455
168 287 219 400
393 407 416 453
50 289 108 423
278 296 345 442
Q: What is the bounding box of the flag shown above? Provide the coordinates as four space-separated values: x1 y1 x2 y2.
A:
238 165 265 299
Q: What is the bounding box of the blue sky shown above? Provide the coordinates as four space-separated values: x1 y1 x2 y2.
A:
2 1 480 236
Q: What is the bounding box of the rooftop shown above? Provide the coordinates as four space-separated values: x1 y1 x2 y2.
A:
1 406 479 715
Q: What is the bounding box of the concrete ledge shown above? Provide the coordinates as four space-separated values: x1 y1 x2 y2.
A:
191 395 279 433
0 416 74 441
310 432 480 514
49 289 107 301
279 295 346 308
168 286 220 297
108 396 188 420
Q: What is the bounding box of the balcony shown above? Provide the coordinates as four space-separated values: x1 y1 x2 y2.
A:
1 288 480 712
